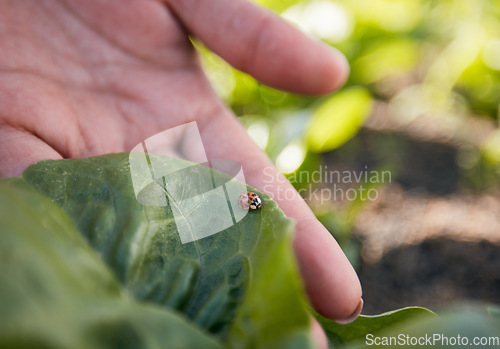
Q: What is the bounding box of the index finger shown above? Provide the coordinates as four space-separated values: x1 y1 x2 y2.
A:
165 0 349 94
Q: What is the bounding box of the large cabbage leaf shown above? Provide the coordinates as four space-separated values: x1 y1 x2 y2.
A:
0 153 313 349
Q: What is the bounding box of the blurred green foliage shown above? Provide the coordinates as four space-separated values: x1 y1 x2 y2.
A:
199 0 500 165
197 0 500 258
306 87 373 153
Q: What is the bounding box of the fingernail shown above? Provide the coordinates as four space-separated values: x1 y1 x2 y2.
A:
334 298 363 325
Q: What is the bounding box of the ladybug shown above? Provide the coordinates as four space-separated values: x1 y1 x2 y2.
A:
238 191 262 210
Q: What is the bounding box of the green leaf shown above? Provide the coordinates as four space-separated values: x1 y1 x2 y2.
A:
21 153 314 349
305 87 373 153
352 39 419 83
0 179 222 349
359 304 500 349
316 306 436 348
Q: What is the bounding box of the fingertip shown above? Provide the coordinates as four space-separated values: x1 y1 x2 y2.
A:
333 298 364 325
319 45 350 93
291 218 362 322
311 267 362 322
309 271 363 322
254 19 351 95
311 318 329 349
262 22 350 95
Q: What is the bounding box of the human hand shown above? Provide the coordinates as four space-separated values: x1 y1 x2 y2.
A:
0 0 362 346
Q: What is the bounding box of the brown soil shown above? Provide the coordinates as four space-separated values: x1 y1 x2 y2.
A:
358 238 500 315
320 127 500 315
